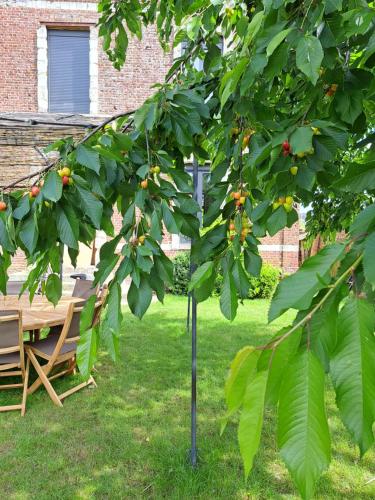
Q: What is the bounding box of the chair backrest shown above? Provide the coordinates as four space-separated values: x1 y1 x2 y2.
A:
50 300 104 363
0 310 21 349
0 310 24 369
6 281 26 296
72 279 98 300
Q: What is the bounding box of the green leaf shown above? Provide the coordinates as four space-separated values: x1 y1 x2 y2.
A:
220 58 248 108
238 370 268 478
240 10 264 56
269 243 345 322
76 144 101 174
333 162 375 193
0 215 15 252
244 249 262 277
45 273 62 306
134 101 158 130
127 277 152 319
95 254 120 285
325 0 342 14
188 261 214 291
48 245 61 274
350 203 375 236
113 132 133 151
363 233 375 287
106 282 122 333
233 260 250 300
161 200 180 234
336 91 363 125
310 292 341 372
267 207 287 236
330 297 375 455
296 35 323 85
42 171 62 202
76 186 103 229
56 205 79 250
19 214 38 253
13 195 30 220
266 28 293 57
290 127 314 154
278 350 331 500
257 327 302 406
154 253 173 285
80 295 97 333
225 346 259 415
220 271 238 321
77 326 99 379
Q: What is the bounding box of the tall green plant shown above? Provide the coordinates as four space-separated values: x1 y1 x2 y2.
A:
0 1 374 497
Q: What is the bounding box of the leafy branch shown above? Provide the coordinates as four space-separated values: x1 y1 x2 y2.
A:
259 252 364 352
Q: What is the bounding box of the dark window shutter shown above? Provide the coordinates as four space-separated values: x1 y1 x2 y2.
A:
47 30 90 113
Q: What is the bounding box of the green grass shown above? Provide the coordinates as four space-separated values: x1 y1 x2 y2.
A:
0 296 374 499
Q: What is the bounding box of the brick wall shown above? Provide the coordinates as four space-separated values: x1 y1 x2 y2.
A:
0 0 301 276
0 0 172 113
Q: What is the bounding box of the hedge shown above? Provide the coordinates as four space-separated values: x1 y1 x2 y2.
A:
167 251 280 299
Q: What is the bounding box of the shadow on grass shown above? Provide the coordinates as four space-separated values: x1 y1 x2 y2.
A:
0 298 374 499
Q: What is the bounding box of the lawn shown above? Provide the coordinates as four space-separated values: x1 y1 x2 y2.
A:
0 296 374 499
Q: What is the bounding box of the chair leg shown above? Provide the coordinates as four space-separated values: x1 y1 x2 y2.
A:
27 351 62 407
21 358 30 417
58 375 97 401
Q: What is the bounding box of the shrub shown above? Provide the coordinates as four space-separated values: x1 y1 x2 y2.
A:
168 251 280 299
168 251 190 295
248 263 281 299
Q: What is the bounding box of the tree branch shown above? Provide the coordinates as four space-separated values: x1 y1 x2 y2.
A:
257 252 363 352
2 35 205 191
1 110 136 190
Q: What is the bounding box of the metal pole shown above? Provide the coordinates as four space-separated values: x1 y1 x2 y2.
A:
190 157 199 466
186 292 191 333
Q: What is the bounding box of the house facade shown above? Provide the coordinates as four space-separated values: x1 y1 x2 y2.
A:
0 0 300 277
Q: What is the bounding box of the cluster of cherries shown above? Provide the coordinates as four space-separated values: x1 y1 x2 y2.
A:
132 235 146 246
140 165 162 189
57 167 74 186
230 127 255 149
229 189 249 208
228 214 251 242
273 195 294 213
0 164 75 212
326 83 338 97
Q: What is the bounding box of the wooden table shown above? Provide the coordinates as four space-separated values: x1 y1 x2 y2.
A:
0 296 83 331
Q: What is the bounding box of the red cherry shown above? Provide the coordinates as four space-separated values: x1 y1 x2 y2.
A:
282 140 290 151
0 201 7 212
62 175 70 186
30 186 40 197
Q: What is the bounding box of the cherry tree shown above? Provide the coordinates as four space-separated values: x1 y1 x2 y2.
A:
1 1 374 497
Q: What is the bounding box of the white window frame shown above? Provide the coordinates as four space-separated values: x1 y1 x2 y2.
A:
37 24 98 114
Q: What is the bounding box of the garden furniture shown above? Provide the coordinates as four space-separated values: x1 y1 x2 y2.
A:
0 310 30 416
72 278 98 300
6 281 27 296
25 298 103 407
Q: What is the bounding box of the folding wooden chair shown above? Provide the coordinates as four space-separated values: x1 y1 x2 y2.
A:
0 310 30 416
6 281 27 296
26 299 104 407
72 279 98 300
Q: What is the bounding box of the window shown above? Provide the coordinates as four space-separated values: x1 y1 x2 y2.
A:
47 30 90 113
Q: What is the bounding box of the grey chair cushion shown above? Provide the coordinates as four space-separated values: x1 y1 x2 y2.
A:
29 334 76 357
0 351 20 365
